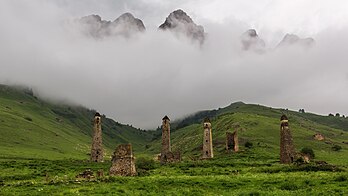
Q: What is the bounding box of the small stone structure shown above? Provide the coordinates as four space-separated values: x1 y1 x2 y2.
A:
160 115 171 164
280 115 295 164
313 133 325 141
202 118 213 159
90 112 103 162
76 169 94 179
109 144 136 176
226 129 239 152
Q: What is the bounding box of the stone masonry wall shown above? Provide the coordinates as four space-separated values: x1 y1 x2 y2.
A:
280 115 295 164
109 144 136 176
90 113 103 162
202 118 213 159
161 115 172 164
226 129 239 152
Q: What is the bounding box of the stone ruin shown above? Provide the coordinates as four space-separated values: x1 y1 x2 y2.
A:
313 133 325 141
109 144 137 176
90 112 103 162
159 151 182 163
76 169 94 179
280 115 295 164
160 115 181 164
202 118 213 159
226 129 239 152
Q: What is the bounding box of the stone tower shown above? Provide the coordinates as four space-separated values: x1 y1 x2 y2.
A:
280 115 295 164
90 112 103 162
202 118 213 159
160 115 171 163
226 129 239 152
109 144 136 176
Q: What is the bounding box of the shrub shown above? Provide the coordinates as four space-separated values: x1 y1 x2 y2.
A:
301 147 315 158
136 157 157 176
280 182 299 190
24 117 33 122
332 145 342 151
335 175 347 182
245 141 253 148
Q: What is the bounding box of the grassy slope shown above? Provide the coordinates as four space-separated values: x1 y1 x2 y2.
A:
0 154 347 195
0 85 151 160
1 88 348 195
148 102 348 166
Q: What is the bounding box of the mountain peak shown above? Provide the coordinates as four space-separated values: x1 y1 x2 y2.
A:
159 9 205 44
241 29 265 52
112 12 146 33
80 14 102 23
245 29 257 37
277 33 315 48
77 12 145 38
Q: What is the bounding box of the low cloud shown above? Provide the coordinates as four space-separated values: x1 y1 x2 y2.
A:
0 1 348 128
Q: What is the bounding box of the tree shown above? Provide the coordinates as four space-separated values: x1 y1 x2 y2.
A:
335 113 340 117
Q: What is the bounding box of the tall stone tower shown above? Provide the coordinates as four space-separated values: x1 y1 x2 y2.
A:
202 118 213 159
280 115 295 164
90 112 103 162
160 115 171 163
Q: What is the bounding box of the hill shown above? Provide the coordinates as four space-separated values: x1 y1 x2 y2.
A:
0 84 152 160
148 102 348 165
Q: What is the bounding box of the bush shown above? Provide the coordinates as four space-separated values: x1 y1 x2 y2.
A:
332 145 342 151
24 117 33 122
280 182 299 190
245 141 253 148
136 157 157 176
335 175 347 182
301 147 315 158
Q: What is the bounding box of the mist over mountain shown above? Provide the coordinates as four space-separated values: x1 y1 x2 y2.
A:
240 29 266 53
277 34 315 48
78 13 145 38
159 9 205 44
0 1 348 129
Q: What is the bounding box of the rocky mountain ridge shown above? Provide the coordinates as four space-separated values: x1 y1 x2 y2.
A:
78 13 145 38
77 10 315 50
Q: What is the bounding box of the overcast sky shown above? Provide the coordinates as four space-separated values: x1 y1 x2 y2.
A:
1 0 348 128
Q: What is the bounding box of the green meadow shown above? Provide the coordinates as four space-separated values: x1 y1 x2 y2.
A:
1 85 348 195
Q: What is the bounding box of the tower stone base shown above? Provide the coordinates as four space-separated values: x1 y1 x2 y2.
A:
109 144 136 176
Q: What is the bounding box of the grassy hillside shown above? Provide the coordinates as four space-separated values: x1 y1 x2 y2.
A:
174 102 348 132
0 84 152 160
1 87 347 195
148 102 348 166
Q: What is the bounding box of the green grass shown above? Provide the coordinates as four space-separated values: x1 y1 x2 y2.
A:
0 153 347 195
148 106 348 166
1 84 348 195
0 84 152 159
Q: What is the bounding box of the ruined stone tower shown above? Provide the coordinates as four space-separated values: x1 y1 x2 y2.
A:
280 115 295 164
90 112 103 162
109 144 136 176
226 129 239 152
202 118 213 159
160 115 171 164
